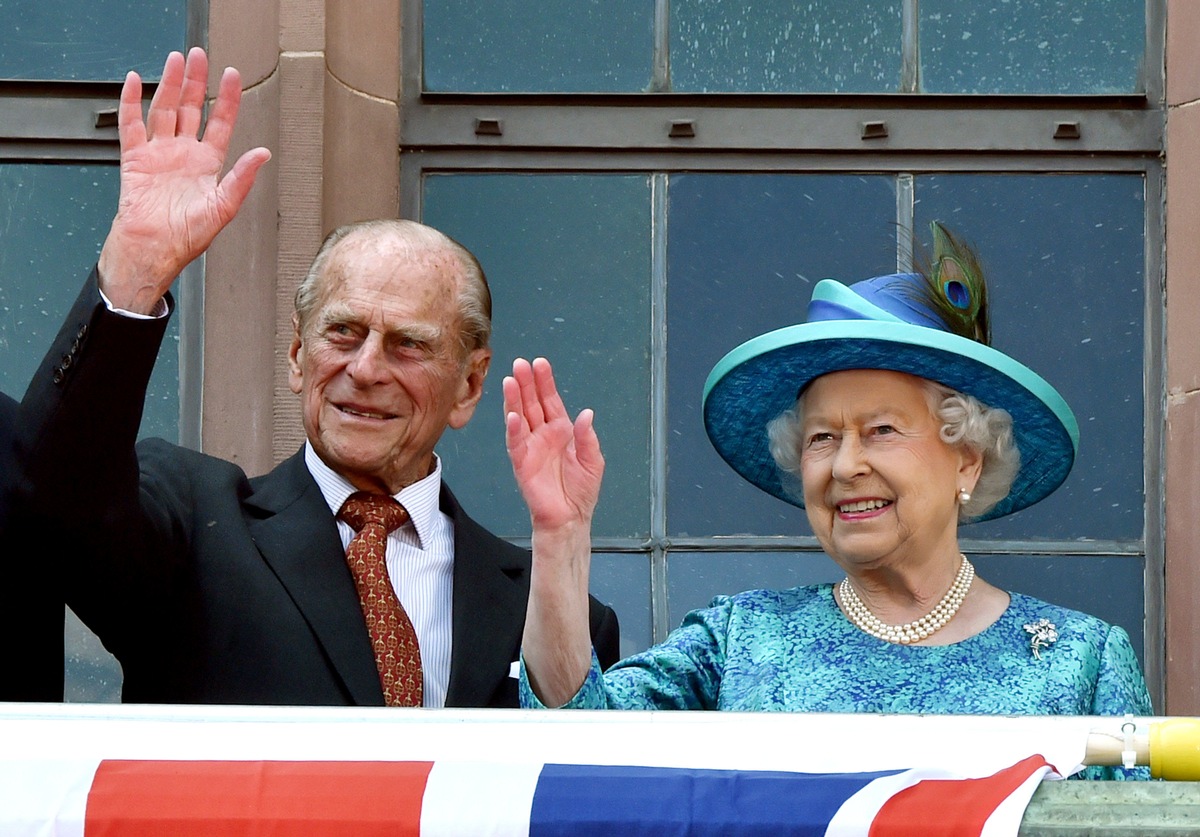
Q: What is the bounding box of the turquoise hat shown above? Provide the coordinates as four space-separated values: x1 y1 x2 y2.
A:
702 273 1079 522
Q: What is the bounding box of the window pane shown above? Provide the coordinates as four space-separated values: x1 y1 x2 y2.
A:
972 553 1145 666
65 606 122 702
423 0 654 92
591 553 653 659
671 0 903 93
667 551 840 628
919 0 1144 94
423 173 652 539
666 173 897 537
0 163 181 442
1 163 183 702
914 174 1145 541
0 0 185 81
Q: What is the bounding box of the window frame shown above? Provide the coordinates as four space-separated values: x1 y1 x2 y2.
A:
402 0 1166 706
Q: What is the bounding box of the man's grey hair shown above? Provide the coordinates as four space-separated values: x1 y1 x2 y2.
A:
293 219 492 355
766 376 1020 522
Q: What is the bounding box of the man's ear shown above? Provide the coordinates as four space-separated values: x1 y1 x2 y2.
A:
287 313 304 395
448 347 492 430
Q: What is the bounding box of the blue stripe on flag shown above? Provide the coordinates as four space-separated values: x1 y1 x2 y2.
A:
528 763 904 837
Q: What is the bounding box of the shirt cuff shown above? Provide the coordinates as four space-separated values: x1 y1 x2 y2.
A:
98 286 170 319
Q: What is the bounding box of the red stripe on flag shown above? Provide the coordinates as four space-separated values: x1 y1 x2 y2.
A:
84 760 434 837
868 755 1050 837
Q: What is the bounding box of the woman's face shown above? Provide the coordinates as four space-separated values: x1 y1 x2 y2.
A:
799 369 981 575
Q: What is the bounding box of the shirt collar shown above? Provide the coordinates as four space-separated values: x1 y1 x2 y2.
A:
304 441 442 549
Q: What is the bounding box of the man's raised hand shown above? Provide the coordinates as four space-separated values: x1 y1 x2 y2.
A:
98 48 271 314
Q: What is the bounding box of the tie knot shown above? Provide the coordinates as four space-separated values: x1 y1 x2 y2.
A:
339 492 410 534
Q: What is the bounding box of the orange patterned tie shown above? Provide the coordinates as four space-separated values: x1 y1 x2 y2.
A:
339 492 423 707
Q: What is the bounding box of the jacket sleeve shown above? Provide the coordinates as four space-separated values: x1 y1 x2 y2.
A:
587 594 621 670
17 266 176 646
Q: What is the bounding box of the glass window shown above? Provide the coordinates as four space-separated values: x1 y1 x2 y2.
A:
0 0 185 81
421 168 1153 663
919 0 1145 94
667 551 840 628
407 0 1160 692
423 0 655 93
0 163 184 702
64 608 122 703
0 163 181 439
671 0 904 93
424 173 653 539
0 0 191 703
421 0 1148 96
591 553 653 659
914 174 1145 541
972 553 1146 662
666 173 897 537
429 171 1144 542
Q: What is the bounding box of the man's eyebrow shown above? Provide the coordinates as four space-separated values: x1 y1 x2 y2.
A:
316 302 360 325
387 323 443 344
317 308 445 344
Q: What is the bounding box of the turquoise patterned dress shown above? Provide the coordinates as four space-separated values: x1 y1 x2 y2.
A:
520 585 1152 779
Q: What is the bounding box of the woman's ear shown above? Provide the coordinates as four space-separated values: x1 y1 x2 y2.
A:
958 444 984 494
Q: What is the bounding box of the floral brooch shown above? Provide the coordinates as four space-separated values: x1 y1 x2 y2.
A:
1023 618 1058 661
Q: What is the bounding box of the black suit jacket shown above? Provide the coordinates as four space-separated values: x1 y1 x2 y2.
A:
0 391 65 701
19 270 618 706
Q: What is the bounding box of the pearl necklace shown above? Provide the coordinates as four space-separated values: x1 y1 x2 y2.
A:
838 555 974 645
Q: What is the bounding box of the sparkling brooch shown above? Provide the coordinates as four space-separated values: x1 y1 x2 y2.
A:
1024 618 1058 660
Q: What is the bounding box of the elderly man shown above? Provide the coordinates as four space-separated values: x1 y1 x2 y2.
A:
18 48 618 707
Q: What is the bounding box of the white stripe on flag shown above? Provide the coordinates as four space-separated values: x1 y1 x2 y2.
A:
824 767 952 837
0 758 99 837
420 760 543 837
979 765 1056 837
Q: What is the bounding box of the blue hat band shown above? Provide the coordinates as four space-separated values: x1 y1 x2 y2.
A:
807 274 949 332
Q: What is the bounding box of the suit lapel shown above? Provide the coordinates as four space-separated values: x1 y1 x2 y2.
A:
442 485 530 707
245 451 384 706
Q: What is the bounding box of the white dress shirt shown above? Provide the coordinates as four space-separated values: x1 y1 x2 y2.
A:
305 443 455 708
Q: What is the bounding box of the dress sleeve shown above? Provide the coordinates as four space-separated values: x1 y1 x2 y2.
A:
1077 624 1154 781
520 597 733 710
1090 625 1153 717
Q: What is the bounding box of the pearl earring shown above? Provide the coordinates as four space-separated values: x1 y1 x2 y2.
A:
958 488 971 504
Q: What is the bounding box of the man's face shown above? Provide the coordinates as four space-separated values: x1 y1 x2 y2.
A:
288 231 491 494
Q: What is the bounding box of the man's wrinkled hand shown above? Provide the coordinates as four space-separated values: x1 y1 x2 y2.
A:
98 47 271 314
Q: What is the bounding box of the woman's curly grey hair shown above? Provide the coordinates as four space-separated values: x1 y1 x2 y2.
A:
766 377 1020 522
294 219 492 357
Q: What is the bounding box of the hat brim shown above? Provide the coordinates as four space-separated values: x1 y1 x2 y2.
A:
702 320 1079 522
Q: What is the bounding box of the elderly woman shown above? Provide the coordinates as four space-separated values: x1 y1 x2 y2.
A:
505 225 1151 774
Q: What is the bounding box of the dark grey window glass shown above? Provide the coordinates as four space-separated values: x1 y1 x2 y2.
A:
671 0 904 93
417 168 1150 669
666 173 896 537
65 608 122 702
914 174 1145 541
667 551 840 628
423 173 652 539
591 553 653 658
972 554 1146 663
423 0 655 93
0 0 185 81
1 163 181 702
0 163 181 441
919 0 1145 94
